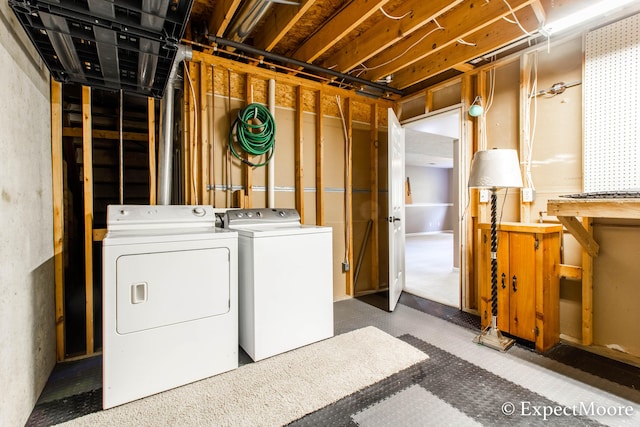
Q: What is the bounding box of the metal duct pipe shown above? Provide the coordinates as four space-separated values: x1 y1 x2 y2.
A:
157 44 192 205
208 36 405 96
224 0 274 43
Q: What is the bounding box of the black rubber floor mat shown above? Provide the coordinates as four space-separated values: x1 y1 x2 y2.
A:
399 292 481 331
26 389 101 426
288 335 603 427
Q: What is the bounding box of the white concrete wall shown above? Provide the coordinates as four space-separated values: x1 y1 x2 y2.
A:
0 4 56 426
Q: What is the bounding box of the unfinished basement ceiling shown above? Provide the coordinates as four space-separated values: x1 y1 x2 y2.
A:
10 0 640 98
186 0 630 97
9 0 194 98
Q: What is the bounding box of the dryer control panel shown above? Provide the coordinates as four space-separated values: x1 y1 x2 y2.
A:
107 204 216 231
223 208 300 228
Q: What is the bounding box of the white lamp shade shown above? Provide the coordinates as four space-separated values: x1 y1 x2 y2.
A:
468 149 524 189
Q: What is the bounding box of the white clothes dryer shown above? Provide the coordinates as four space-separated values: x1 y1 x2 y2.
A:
102 205 238 409
223 208 334 361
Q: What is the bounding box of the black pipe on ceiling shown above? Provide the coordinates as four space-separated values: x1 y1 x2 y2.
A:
208 36 405 97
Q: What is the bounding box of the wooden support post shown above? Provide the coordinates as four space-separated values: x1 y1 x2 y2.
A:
315 90 325 225
148 97 157 205
51 79 65 361
477 70 488 223
200 61 211 205
425 88 433 114
519 53 532 223
209 64 216 206
82 86 94 356
345 98 354 296
462 73 478 310
295 86 304 221
581 217 594 346
370 104 380 290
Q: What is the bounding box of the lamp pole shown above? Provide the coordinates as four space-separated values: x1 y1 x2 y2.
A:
473 188 515 351
467 148 522 351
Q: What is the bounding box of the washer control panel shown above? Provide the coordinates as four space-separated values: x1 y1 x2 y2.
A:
223 208 300 227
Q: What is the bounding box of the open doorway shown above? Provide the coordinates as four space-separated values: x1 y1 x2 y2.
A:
402 108 461 308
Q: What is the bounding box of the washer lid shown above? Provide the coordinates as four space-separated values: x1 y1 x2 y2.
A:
232 224 332 237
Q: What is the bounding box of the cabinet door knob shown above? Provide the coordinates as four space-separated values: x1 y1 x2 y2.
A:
501 273 506 289
512 275 518 292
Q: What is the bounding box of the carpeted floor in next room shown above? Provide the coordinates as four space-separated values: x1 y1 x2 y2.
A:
27 293 640 426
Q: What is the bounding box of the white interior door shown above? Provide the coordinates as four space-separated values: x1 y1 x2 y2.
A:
388 108 406 311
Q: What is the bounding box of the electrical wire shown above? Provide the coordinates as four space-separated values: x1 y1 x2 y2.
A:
184 61 199 205
380 6 412 20
478 62 496 151
229 103 276 168
502 0 535 37
336 95 351 267
523 53 539 190
350 20 444 77
457 38 476 46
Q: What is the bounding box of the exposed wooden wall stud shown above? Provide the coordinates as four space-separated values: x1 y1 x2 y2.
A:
82 86 94 355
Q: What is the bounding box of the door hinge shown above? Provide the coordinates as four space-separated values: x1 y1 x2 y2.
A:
535 326 540 337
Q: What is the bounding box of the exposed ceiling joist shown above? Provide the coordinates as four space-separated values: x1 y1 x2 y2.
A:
291 0 391 63
321 0 465 73
392 6 540 89
360 0 537 82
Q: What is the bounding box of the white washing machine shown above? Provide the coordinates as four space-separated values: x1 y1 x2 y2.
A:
102 205 238 409
223 208 334 361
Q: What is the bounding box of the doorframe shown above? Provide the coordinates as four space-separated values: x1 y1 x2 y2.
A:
400 104 472 311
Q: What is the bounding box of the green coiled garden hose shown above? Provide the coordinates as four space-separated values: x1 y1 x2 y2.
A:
229 103 276 167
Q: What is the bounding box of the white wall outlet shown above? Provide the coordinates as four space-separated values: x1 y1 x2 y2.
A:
522 188 535 202
479 189 490 203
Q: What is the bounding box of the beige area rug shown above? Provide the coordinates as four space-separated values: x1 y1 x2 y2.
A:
57 326 428 427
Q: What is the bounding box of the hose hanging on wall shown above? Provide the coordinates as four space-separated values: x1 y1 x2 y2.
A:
229 103 276 167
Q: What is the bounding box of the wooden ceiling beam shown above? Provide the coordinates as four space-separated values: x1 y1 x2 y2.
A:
361 0 536 82
208 0 242 37
254 0 318 52
391 6 540 89
321 0 463 72
291 0 392 64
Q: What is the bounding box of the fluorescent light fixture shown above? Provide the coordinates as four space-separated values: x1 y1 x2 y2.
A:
541 0 638 35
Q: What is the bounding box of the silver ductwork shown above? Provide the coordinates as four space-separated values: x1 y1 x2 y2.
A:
225 0 274 42
158 44 192 205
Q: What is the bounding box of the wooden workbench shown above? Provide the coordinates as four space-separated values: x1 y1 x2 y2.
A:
546 198 640 346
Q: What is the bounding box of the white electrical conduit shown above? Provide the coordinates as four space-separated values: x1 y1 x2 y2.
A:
268 79 276 208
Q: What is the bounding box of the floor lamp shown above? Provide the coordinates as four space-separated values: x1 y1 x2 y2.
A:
468 149 523 351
